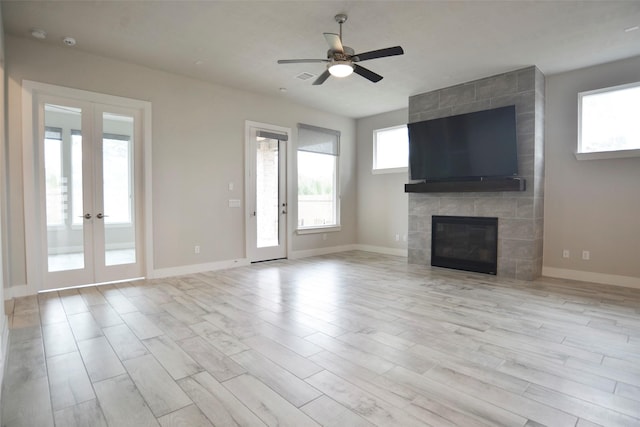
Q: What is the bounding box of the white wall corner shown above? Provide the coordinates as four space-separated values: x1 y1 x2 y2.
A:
542 267 640 290
149 258 250 279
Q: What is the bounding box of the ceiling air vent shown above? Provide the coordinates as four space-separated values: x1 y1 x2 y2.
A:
295 72 316 81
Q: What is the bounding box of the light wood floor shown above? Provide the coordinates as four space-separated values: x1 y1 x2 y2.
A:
3 251 640 427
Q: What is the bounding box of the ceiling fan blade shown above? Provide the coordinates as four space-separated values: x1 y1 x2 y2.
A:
277 59 328 64
354 64 383 83
323 33 344 53
354 46 404 62
313 70 331 85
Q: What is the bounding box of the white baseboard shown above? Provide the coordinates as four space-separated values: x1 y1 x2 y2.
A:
354 244 408 257
542 267 640 289
150 258 251 279
289 244 359 259
290 244 408 259
4 284 31 300
5 246 407 299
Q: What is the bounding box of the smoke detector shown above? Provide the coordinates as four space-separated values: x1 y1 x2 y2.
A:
63 37 76 47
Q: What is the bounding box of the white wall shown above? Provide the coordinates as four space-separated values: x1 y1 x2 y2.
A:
543 55 640 287
355 108 408 255
5 35 357 290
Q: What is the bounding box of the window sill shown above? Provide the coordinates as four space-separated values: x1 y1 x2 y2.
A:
575 148 640 160
296 225 341 235
372 167 408 175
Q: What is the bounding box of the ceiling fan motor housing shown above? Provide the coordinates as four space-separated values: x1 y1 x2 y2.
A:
329 47 354 61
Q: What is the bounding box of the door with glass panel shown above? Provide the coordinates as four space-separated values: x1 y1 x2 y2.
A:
246 123 288 262
41 97 143 289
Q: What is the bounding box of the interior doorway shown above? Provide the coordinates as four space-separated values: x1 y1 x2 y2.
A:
22 81 151 292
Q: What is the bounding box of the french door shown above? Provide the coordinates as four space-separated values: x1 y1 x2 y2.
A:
245 122 289 262
37 95 144 290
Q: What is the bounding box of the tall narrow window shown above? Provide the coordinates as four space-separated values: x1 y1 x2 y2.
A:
297 124 340 231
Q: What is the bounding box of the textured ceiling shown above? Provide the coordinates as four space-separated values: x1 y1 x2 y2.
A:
3 1 640 118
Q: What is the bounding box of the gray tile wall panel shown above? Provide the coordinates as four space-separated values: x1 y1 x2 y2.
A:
407 66 545 280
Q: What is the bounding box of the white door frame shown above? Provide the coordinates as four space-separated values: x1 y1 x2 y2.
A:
244 121 291 262
22 80 153 293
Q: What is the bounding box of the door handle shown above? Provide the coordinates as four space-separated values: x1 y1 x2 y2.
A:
79 213 92 219
96 213 109 219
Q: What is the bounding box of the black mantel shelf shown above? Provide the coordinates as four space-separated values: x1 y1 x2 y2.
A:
405 178 526 193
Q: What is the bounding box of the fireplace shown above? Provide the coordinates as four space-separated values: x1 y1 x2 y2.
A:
431 215 498 275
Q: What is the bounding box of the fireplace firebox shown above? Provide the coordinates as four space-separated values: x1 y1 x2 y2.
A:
431 215 498 275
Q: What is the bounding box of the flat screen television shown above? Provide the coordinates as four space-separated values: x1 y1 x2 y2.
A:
408 105 518 182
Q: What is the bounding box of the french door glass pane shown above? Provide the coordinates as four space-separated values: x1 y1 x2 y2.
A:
102 112 136 266
44 104 85 272
44 127 63 226
71 131 83 226
256 138 279 248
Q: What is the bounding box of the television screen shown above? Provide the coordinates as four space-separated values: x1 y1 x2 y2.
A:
408 105 518 181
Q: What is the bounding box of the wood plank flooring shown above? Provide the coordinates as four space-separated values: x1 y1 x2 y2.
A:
3 251 640 427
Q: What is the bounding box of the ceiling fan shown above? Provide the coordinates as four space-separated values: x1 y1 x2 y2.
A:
277 14 404 85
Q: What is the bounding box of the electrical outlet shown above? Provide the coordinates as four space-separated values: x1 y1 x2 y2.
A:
194 245 200 254
562 249 570 259
395 234 400 241
582 250 590 260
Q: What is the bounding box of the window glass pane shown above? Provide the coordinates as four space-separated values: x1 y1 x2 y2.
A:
103 112 136 266
44 130 65 227
374 125 408 170
71 131 83 226
256 138 280 248
44 104 84 272
103 136 132 224
297 151 336 228
580 83 640 153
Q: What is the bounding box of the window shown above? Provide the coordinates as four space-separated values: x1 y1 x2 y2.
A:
102 133 133 225
578 81 640 160
44 127 65 227
297 124 340 232
70 130 83 226
373 124 408 173
48 126 133 228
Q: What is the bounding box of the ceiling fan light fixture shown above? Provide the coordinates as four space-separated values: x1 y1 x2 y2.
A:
328 60 354 78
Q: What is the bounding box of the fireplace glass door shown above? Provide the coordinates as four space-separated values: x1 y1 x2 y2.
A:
431 215 498 274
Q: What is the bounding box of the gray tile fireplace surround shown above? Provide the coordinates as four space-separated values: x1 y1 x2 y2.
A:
407 66 545 280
